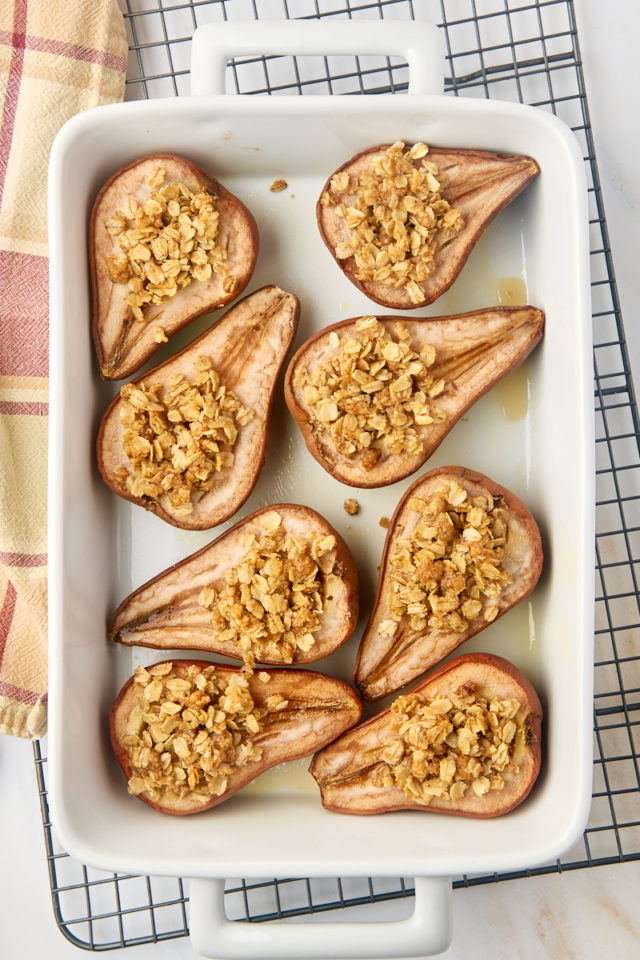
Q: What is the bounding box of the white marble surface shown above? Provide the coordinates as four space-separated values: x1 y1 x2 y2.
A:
1 0 639 957
2 727 640 959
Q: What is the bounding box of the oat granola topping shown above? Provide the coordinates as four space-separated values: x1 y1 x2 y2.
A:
270 178 288 193
123 662 275 804
372 686 524 805
382 480 512 637
118 354 253 516
343 498 360 516
105 166 234 321
320 142 464 304
294 317 446 470
198 510 336 669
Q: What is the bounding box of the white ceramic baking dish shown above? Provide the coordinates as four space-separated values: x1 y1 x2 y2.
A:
48 20 593 960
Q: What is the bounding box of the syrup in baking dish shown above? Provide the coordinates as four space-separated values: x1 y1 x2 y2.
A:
491 275 532 422
493 358 531 423
503 599 537 656
465 599 538 678
245 756 316 796
496 275 528 306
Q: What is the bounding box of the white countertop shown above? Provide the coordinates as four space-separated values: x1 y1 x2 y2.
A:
2 727 640 959
1 1 639 956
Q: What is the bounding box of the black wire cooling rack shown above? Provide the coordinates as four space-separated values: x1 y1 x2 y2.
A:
34 0 640 949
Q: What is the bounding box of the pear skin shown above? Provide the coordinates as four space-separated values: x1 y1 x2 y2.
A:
354 467 543 700
284 307 544 487
91 154 258 379
110 503 359 665
310 653 542 817
97 286 299 529
317 144 539 309
111 660 362 815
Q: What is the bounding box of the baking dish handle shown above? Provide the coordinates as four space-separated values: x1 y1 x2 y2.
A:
189 875 451 959
190 20 444 97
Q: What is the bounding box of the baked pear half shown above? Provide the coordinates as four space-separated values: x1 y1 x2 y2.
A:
110 504 359 667
317 140 539 309
284 308 544 487
310 652 542 817
111 659 362 815
97 286 299 530
355 466 543 701
91 153 258 379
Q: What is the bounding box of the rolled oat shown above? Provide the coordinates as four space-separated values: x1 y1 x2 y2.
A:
106 166 233 321
123 662 269 804
385 480 512 635
320 142 463 303
294 317 446 469
372 685 524 805
198 511 336 669
118 354 253 516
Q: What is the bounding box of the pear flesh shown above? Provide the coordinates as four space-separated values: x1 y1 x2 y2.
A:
97 285 299 530
310 653 542 817
91 154 259 380
110 503 359 665
284 307 544 488
354 466 543 701
111 660 362 815
317 144 539 309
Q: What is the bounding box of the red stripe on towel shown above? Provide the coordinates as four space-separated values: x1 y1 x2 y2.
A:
0 400 48 416
0 580 18 672
0 679 47 706
0 249 49 377
0 29 128 73
0 552 47 568
0 0 28 208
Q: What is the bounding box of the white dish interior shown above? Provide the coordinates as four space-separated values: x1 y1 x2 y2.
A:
48 93 593 879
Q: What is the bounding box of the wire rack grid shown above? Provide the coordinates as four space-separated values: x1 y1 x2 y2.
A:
36 0 640 950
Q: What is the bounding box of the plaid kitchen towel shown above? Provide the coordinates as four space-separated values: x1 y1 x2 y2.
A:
0 0 127 738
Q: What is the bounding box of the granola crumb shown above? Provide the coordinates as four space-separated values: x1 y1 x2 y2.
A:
373 687 525 805
385 479 512 635
119 354 253 515
122 662 276 805
270 178 288 193
152 325 168 344
321 142 464 303
379 516 390 528
293 317 446 470
343 498 359 516
198 512 337 668
106 166 233 321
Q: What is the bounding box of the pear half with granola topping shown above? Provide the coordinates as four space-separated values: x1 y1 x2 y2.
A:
97 286 298 530
110 504 359 669
311 652 541 817
111 659 362 815
91 154 258 379
354 467 543 701
284 308 544 488
317 141 539 309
